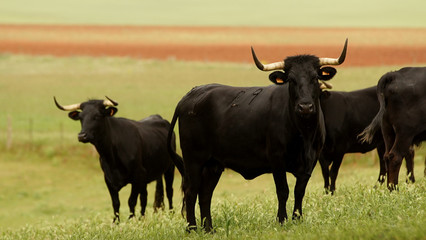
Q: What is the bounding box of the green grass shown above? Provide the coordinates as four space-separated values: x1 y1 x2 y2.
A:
0 54 425 239
0 147 425 239
0 0 425 28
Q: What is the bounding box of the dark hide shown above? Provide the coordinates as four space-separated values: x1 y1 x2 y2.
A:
320 87 415 194
360 67 426 190
66 100 177 222
169 54 339 232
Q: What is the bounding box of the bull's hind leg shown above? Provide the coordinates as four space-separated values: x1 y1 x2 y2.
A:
318 157 331 194
329 154 344 194
128 185 139 219
153 177 165 212
199 160 223 232
376 144 387 185
183 160 204 232
387 133 413 190
164 166 175 210
381 118 396 190
405 146 415 183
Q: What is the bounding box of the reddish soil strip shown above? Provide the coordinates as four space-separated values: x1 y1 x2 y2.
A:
1 24 425 66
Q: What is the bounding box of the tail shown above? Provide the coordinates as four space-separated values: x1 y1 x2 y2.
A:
167 105 185 176
167 104 187 217
359 73 394 143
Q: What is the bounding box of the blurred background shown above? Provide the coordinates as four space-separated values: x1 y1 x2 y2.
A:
0 0 425 237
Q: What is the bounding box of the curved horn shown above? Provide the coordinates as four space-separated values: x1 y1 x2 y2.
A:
319 81 333 89
104 96 118 106
319 38 348 66
251 47 285 71
54 97 81 111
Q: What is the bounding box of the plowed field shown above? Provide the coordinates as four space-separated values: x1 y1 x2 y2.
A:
1 24 425 66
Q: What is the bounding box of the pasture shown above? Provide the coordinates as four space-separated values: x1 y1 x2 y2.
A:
0 54 425 239
0 0 426 238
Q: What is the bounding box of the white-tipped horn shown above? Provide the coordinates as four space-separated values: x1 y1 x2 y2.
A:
103 96 118 106
54 97 81 111
251 47 285 71
319 38 348 66
319 81 333 89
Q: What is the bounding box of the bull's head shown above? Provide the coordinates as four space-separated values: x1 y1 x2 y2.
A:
251 39 347 118
54 96 118 143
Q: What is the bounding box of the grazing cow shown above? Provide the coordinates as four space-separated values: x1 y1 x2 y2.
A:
319 87 415 194
360 67 426 190
54 97 180 222
168 40 348 231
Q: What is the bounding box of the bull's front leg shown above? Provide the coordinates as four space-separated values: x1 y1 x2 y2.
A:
105 179 120 223
272 172 289 223
293 174 310 220
139 184 148 217
128 184 139 219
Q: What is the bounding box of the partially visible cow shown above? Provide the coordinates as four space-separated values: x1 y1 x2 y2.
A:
168 40 348 231
360 67 426 190
319 87 415 194
55 97 182 222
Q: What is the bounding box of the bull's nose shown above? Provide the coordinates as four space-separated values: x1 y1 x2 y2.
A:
78 132 88 142
297 103 314 114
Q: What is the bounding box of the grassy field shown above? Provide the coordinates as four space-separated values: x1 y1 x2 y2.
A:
1 0 425 238
0 0 425 28
0 54 412 142
0 54 425 239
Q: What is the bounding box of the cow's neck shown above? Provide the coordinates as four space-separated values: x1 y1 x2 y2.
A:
290 99 325 175
91 118 116 163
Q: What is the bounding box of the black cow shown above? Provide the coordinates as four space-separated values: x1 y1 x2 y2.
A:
319 87 415 194
360 67 426 190
167 40 348 231
54 97 180 222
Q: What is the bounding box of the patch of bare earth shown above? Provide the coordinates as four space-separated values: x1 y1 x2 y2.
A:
1 24 425 66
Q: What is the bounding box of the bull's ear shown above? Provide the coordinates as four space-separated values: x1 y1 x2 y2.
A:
104 107 118 117
318 67 337 80
269 71 287 85
68 111 80 120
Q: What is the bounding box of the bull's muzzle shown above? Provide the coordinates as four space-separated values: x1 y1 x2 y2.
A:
78 132 89 143
297 103 314 116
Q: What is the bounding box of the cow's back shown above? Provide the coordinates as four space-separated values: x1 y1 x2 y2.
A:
135 115 174 181
384 67 426 111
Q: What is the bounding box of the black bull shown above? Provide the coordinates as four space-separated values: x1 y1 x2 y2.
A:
55 97 183 222
167 40 348 231
319 87 415 194
360 67 426 190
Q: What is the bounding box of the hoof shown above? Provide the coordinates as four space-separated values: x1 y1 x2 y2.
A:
186 225 197 233
112 216 120 224
324 188 331 195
